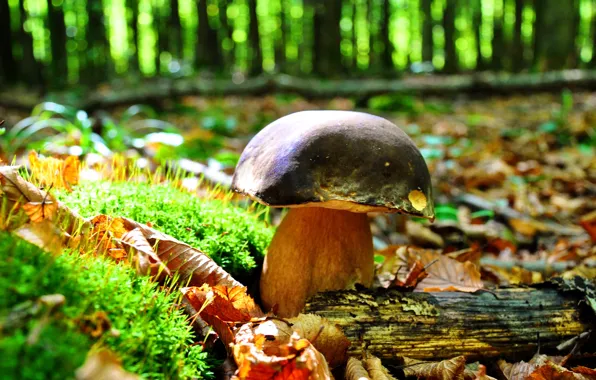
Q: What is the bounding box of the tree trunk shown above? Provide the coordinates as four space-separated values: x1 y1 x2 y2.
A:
380 0 393 73
17 0 44 88
276 3 287 72
512 0 524 72
248 0 263 75
196 0 222 70
312 0 342 76
531 0 544 67
538 0 576 70
47 0 68 87
85 0 109 83
442 0 457 73
0 0 16 84
168 0 182 59
491 0 504 70
305 287 595 361
421 0 433 63
218 0 234 65
367 0 376 71
472 0 485 70
127 0 139 73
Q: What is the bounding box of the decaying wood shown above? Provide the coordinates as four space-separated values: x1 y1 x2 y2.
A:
3 69 596 111
304 287 594 362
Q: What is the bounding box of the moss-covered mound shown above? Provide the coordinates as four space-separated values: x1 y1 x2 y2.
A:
0 232 214 379
58 181 274 283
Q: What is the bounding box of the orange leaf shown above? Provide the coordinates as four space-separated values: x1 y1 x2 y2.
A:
22 193 58 223
580 210 596 243
394 259 428 289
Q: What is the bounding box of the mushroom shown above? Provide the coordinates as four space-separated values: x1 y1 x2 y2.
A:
231 110 434 317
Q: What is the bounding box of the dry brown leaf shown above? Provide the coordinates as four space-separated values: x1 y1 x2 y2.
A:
363 355 396 380
14 220 69 255
402 356 466 380
397 248 484 293
233 322 332 380
345 357 370 380
120 227 171 279
498 358 536 380
182 284 264 323
287 314 350 368
527 361 590 380
571 366 596 376
75 350 139 380
394 259 428 288
580 210 596 243
89 215 128 256
0 165 38 202
119 217 242 288
77 311 112 338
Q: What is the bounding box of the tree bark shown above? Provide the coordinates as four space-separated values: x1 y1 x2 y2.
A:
472 0 485 70
6 70 596 111
491 0 505 71
442 0 457 73
17 0 44 88
379 0 393 73
196 0 222 70
312 0 342 76
126 0 139 73
304 287 594 361
512 0 524 72
168 0 182 59
537 0 576 70
47 0 68 87
421 0 433 63
0 0 16 84
85 0 109 82
247 0 262 75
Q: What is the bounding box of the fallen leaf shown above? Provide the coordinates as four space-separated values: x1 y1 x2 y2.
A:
397 248 484 293
287 314 350 368
14 220 69 255
29 151 80 191
364 354 397 380
22 192 59 223
345 357 371 380
580 210 596 243
75 350 139 380
120 227 171 279
77 311 112 338
402 356 466 380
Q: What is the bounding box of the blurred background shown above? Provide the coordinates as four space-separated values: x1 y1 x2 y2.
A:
0 0 591 89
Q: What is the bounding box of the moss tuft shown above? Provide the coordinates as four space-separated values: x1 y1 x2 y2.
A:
0 232 215 379
57 181 274 283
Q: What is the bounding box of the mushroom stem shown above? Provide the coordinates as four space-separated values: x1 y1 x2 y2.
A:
260 207 374 317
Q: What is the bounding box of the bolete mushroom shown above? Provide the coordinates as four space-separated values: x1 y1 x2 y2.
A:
231 110 434 317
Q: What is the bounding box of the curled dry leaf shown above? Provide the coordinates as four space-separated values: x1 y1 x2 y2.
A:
345 357 370 380
363 354 397 380
22 192 59 223
89 215 128 257
120 227 171 279
402 356 466 380
75 350 139 380
14 220 69 255
396 247 484 293
233 321 332 380
120 217 242 288
29 151 80 191
287 314 350 368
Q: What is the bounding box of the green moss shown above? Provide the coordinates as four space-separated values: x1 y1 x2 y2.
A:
57 181 274 283
0 232 214 379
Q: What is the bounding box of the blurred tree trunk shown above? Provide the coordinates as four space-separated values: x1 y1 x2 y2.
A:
531 0 543 67
591 0 596 67
421 0 433 63
18 0 44 88
442 0 457 73
352 0 358 68
248 0 263 75
569 0 580 67
312 0 342 76
472 0 485 70
47 0 67 87
217 1 234 65
196 0 223 70
168 0 182 59
275 5 288 72
368 0 376 70
512 0 524 72
126 0 139 73
491 1 504 70
536 0 576 70
85 0 109 83
380 0 393 73
0 0 17 84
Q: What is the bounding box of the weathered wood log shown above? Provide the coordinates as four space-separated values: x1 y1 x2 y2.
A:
304 287 594 362
3 69 596 111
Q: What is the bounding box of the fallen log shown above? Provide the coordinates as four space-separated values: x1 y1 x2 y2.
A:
304 286 594 362
3 69 596 111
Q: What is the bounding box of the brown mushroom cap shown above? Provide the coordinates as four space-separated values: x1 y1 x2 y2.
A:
232 110 434 219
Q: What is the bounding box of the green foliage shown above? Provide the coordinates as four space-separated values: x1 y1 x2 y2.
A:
57 181 274 283
0 232 214 379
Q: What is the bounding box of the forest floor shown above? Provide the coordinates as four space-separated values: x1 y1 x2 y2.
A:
0 90 595 379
